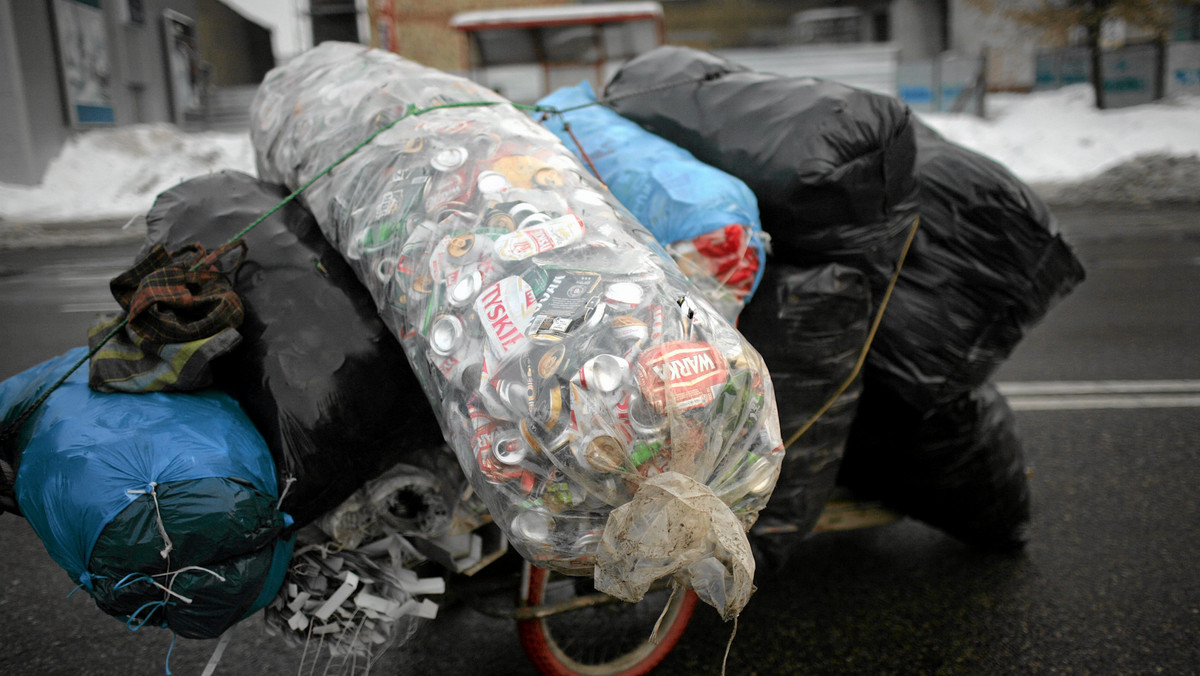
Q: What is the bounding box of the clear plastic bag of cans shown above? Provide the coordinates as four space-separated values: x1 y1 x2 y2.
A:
250 42 783 619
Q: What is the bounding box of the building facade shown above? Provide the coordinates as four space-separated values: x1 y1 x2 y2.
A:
0 0 270 185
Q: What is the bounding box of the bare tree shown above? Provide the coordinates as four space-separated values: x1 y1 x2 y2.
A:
967 0 1194 108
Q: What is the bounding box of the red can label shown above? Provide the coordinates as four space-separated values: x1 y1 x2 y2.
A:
635 341 729 414
474 275 539 357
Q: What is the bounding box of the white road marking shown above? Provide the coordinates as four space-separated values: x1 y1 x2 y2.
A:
999 380 1200 410
59 302 120 314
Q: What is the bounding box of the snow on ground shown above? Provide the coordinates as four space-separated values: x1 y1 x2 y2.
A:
921 86 1200 185
0 124 256 223
1 84 1199 225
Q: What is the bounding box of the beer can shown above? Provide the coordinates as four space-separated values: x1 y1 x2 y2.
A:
635 341 730 414
425 166 476 213
447 269 484 308
532 166 564 189
507 202 540 227
575 354 630 395
493 214 585 262
742 455 777 496
612 314 649 344
491 154 553 189
492 430 529 466
573 433 627 474
474 275 540 358
627 393 667 437
517 212 551 229
604 281 645 311
484 206 516 231
510 507 554 547
530 381 568 430
532 341 578 381
535 269 601 315
467 132 502 160
428 314 465 356
477 170 511 195
431 145 468 172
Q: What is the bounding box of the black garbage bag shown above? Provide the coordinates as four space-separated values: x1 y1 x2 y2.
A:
868 119 1087 409
605 45 920 301
736 263 873 565
141 170 455 531
837 378 1031 551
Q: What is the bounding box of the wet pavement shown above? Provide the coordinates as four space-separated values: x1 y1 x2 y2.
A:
0 204 1197 675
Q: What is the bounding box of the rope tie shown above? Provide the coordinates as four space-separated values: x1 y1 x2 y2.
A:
649 583 680 645
276 475 297 510
127 482 174 559
783 214 921 450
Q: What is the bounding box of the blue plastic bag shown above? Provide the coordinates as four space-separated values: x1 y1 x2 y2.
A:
1 348 293 638
537 81 767 314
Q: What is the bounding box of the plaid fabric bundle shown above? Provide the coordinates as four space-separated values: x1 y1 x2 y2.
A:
88 241 246 393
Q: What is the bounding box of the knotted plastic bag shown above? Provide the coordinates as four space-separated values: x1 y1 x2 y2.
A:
1 348 292 639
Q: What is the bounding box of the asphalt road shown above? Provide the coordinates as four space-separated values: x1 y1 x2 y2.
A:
0 205 1198 675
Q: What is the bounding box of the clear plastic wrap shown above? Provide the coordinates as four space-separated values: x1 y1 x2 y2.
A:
250 42 783 619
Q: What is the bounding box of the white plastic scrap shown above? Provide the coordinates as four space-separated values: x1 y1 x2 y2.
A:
264 532 445 662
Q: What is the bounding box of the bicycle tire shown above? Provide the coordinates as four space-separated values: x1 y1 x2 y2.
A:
517 563 697 676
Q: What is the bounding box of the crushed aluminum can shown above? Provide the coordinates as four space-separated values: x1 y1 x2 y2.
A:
604 281 645 312
493 214 584 261
474 275 540 358
467 132 502 160
431 145 469 172
428 314 465 356
507 202 541 227
527 269 603 337
510 507 554 546
574 433 627 474
626 392 666 437
483 207 516 231
517 212 551 229
492 429 529 466
425 166 476 213
612 314 649 344
491 154 554 189
350 171 431 257
532 341 578 381
575 354 630 394
476 170 510 195
635 340 730 414
532 166 564 189
446 269 484 308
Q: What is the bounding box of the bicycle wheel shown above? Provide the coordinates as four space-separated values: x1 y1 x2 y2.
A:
517 563 698 676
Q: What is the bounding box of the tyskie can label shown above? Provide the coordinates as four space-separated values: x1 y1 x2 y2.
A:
474 275 540 357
